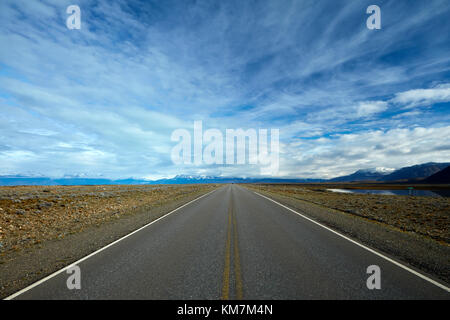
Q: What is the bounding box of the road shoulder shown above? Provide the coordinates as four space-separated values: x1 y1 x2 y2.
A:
243 185 450 286
0 186 217 299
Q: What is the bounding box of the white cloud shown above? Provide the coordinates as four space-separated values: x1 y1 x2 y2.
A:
0 0 449 179
356 101 388 117
392 84 450 108
282 126 450 179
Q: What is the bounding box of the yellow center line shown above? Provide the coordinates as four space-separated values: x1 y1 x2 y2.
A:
221 198 232 300
221 190 244 300
232 207 244 300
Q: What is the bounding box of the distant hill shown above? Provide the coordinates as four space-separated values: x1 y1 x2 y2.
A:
324 162 450 182
421 166 450 184
328 169 389 182
0 175 148 186
0 176 56 186
150 175 323 184
0 174 323 186
1 162 449 186
382 162 450 182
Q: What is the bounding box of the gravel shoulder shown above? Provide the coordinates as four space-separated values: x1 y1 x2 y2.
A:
243 184 450 286
0 184 218 298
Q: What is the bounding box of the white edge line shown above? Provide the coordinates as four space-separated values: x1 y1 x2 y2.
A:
253 191 450 293
4 188 219 300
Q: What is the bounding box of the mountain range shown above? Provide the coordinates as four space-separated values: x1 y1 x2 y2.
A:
0 174 322 186
328 168 390 182
0 162 449 186
422 165 450 184
329 162 450 183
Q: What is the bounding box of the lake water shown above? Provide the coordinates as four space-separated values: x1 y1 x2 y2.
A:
327 188 450 198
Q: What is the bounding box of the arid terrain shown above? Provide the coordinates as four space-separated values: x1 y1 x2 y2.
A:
1 183 449 298
0 184 220 297
242 183 450 285
245 184 450 244
0 184 216 257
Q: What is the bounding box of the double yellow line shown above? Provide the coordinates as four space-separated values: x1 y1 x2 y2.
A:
221 193 243 300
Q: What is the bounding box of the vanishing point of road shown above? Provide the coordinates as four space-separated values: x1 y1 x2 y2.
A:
8 185 449 299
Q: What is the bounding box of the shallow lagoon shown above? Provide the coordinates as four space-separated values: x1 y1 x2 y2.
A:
327 188 450 198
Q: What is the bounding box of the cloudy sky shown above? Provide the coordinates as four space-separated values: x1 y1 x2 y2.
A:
0 0 449 179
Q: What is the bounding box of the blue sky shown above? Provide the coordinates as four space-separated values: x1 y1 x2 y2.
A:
0 0 449 179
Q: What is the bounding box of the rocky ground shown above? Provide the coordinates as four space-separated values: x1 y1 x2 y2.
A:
1 183 448 297
246 184 450 244
0 184 218 298
0 184 216 257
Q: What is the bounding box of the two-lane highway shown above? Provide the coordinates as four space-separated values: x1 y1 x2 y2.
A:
8 185 449 299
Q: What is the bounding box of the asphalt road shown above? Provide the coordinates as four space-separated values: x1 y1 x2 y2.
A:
9 185 449 299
